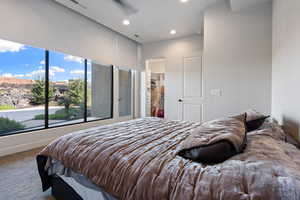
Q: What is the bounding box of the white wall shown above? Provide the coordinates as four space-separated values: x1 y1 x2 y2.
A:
142 1 272 121
0 0 141 157
272 0 300 139
0 0 139 69
142 35 204 120
203 1 272 120
149 60 165 74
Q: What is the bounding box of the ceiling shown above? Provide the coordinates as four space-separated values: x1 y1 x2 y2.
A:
54 0 222 43
230 0 272 12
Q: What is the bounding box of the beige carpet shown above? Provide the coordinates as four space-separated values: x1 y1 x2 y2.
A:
0 148 55 200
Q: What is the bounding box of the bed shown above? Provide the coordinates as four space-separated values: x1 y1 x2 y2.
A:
37 117 300 200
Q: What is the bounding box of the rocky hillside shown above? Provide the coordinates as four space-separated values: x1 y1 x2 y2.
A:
0 77 68 109
0 77 34 108
0 77 35 86
0 88 31 108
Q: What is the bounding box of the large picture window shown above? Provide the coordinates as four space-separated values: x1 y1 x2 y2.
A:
48 51 85 127
0 39 114 136
0 39 45 135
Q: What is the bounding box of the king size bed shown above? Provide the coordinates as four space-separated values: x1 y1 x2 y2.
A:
37 115 300 200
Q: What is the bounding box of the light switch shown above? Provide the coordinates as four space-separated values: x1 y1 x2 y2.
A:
210 89 222 96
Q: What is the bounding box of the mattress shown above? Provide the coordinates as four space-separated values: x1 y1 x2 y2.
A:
59 175 115 200
49 159 117 200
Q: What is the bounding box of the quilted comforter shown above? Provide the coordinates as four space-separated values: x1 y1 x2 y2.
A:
37 118 300 200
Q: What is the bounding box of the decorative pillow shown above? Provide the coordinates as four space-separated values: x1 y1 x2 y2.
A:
248 120 286 141
178 140 236 164
245 109 270 132
178 114 247 164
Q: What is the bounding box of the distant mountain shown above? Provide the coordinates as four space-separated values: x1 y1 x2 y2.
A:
0 77 35 85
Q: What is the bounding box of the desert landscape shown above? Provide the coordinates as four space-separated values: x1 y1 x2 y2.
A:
0 77 86 135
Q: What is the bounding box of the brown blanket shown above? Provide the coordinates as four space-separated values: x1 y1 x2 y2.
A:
37 118 300 200
179 114 246 153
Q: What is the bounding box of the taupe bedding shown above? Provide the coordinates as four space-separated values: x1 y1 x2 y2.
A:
37 118 300 200
179 114 246 153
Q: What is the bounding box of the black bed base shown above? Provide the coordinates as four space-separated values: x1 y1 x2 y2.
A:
50 175 83 200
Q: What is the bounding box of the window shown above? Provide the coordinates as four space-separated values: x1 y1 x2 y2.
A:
119 69 132 117
0 39 45 135
48 51 85 127
0 38 114 136
87 62 113 121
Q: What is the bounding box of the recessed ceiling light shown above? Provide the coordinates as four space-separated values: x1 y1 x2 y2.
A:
180 0 189 3
123 19 130 26
170 30 177 35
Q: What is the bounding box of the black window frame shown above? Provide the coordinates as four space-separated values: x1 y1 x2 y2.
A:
0 50 114 137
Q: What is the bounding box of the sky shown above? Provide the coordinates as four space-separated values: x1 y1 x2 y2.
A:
0 39 92 82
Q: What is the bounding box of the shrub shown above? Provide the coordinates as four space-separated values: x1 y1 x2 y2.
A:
58 79 84 112
34 114 44 120
0 105 15 110
34 107 84 120
30 79 54 105
0 117 25 134
49 109 71 120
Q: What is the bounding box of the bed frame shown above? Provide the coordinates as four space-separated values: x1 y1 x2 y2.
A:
50 175 83 200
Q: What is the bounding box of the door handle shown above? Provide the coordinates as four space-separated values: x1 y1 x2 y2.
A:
178 99 183 102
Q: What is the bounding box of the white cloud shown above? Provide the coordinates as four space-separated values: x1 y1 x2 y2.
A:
50 66 65 73
0 65 65 79
18 66 64 78
1 73 13 78
64 55 84 64
0 39 26 53
70 70 84 75
0 73 28 78
40 60 45 65
30 69 46 77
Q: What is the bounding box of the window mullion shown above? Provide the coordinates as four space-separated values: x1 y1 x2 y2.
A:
84 59 88 122
111 65 114 119
45 50 49 128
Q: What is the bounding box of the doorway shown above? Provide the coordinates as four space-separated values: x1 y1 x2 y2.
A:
145 59 165 118
178 52 203 122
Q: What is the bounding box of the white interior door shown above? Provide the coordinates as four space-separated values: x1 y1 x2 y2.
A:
178 53 203 122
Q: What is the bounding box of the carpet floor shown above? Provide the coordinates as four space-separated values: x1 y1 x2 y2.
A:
0 148 54 200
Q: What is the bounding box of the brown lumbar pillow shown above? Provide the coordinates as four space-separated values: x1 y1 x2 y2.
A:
178 140 236 164
178 114 247 164
245 109 270 132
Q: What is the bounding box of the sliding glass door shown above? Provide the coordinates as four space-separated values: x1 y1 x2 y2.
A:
118 69 133 118
87 62 113 121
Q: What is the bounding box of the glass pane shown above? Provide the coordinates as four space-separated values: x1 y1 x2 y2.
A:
48 52 85 127
119 70 132 117
0 39 45 135
87 62 113 121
